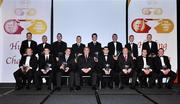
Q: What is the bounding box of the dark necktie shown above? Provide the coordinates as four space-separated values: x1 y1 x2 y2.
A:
125 55 127 62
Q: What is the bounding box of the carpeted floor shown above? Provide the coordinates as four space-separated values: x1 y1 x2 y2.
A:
0 84 180 104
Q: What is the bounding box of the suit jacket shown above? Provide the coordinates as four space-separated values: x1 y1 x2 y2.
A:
77 55 95 72
136 56 154 72
107 41 123 56
125 43 138 58
52 41 67 57
20 40 37 55
154 56 171 73
117 54 134 71
99 54 114 71
19 55 38 71
142 41 158 55
37 43 52 56
57 55 75 72
38 54 56 70
71 43 85 56
88 42 102 56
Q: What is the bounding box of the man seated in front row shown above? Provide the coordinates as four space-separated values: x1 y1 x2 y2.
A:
99 47 115 89
154 48 176 89
14 48 37 90
56 48 76 91
118 48 137 89
35 48 56 90
136 49 156 88
77 47 97 90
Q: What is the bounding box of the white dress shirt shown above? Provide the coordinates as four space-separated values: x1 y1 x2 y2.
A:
28 41 31 48
43 43 46 48
143 57 147 68
25 56 31 66
114 42 117 55
160 56 166 66
45 54 49 61
148 42 152 49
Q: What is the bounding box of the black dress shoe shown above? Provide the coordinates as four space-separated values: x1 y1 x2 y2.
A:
47 87 51 90
119 86 124 90
130 85 135 89
108 85 113 89
70 87 74 91
36 87 42 90
92 86 97 90
140 84 146 88
26 85 30 89
15 86 23 90
56 87 61 91
75 86 81 90
157 84 162 89
166 84 172 89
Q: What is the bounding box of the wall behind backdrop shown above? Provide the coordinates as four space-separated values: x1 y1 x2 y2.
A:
53 0 127 47
0 0 178 83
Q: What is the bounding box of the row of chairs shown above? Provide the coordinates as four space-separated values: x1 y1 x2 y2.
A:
41 75 169 90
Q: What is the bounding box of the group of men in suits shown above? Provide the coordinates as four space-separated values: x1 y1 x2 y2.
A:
13 32 176 91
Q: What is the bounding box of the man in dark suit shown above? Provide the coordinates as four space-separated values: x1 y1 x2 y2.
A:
125 35 138 59
99 47 115 89
35 48 56 90
136 49 156 88
142 34 158 57
154 48 176 89
14 48 37 90
37 35 51 56
20 32 37 56
108 34 123 57
71 35 85 57
88 33 102 56
107 33 123 80
88 33 102 79
56 48 76 91
118 48 137 89
77 47 97 90
52 33 67 60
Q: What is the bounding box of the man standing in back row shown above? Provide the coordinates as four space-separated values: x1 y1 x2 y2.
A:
142 34 158 57
20 32 37 56
52 33 67 61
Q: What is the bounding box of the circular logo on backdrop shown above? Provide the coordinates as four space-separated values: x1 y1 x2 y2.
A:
4 19 47 35
131 18 151 33
0 0 3 7
4 19 24 34
14 8 36 16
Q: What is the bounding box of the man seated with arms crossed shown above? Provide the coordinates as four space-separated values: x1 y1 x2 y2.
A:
118 48 137 89
35 48 56 90
77 47 97 90
154 48 176 89
14 48 37 90
136 49 156 88
56 48 76 91
99 47 115 89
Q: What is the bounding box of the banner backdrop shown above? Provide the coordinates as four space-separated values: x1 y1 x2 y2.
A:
128 0 177 73
0 0 51 82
